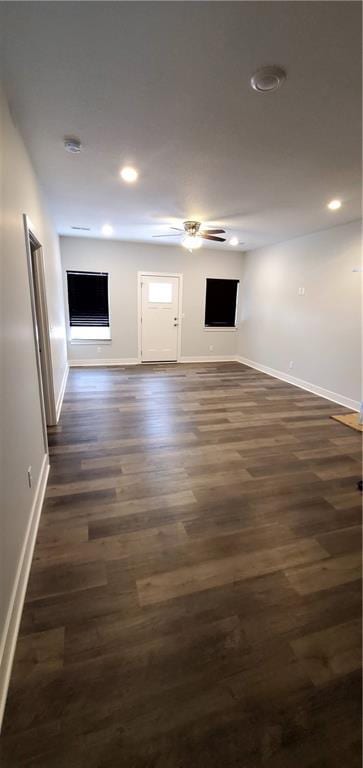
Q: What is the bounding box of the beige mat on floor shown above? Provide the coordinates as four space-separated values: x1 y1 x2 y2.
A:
331 412 363 432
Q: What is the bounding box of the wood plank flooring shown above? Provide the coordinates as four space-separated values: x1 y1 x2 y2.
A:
1 362 362 767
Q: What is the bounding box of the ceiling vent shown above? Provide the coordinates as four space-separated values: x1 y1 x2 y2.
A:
64 136 82 153
71 225 90 231
250 66 287 93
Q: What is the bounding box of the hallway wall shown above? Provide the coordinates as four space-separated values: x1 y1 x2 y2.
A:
0 83 67 723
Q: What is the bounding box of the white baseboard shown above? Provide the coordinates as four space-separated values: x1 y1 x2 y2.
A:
69 356 238 367
236 355 360 411
55 363 69 422
0 454 49 731
179 355 237 363
69 357 139 367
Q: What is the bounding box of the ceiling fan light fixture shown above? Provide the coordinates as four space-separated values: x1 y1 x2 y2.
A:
182 234 202 252
153 220 225 245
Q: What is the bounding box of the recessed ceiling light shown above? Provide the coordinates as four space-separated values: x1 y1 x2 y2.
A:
229 237 239 246
64 136 82 153
250 66 287 94
120 166 138 183
327 199 342 210
102 224 114 237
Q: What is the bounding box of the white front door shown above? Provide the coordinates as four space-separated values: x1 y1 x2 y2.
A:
141 275 180 362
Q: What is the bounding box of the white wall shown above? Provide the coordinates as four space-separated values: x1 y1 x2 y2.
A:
0 84 67 723
237 220 362 408
60 237 244 362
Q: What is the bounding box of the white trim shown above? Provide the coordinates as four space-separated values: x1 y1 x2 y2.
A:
137 271 183 363
68 356 239 367
69 358 139 367
70 339 112 346
236 355 360 411
180 355 237 363
24 215 56 437
0 454 49 731
55 363 69 422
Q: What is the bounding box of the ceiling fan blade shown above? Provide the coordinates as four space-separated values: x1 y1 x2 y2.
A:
202 234 226 242
200 229 226 235
170 227 184 231
152 234 181 238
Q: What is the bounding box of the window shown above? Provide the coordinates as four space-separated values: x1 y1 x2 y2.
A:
67 271 110 341
148 282 173 303
204 278 239 328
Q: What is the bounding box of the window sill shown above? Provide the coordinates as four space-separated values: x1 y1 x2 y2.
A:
204 326 238 332
69 339 112 345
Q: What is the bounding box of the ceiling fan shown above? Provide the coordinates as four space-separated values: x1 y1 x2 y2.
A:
152 220 226 251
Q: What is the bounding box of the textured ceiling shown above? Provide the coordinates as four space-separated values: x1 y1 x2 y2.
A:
1 1 362 250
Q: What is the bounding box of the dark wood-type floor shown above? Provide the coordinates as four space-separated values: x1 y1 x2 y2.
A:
1 362 362 767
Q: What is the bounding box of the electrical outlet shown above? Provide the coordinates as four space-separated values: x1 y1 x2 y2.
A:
209 345 214 352
298 287 305 295
97 346 102 353
289 360 294 370
27 466 32 488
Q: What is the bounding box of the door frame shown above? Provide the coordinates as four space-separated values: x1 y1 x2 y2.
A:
137 271 183 363
23 215 57 441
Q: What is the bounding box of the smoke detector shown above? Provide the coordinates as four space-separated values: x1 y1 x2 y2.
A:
64 136 82 153
250 66 287 93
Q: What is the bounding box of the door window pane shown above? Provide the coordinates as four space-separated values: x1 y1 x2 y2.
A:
148 282 172 303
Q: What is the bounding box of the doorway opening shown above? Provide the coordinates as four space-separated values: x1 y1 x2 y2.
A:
24 215 57 452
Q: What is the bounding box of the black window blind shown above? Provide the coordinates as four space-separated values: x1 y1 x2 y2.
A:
205 278 239 328
67 271 109 327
